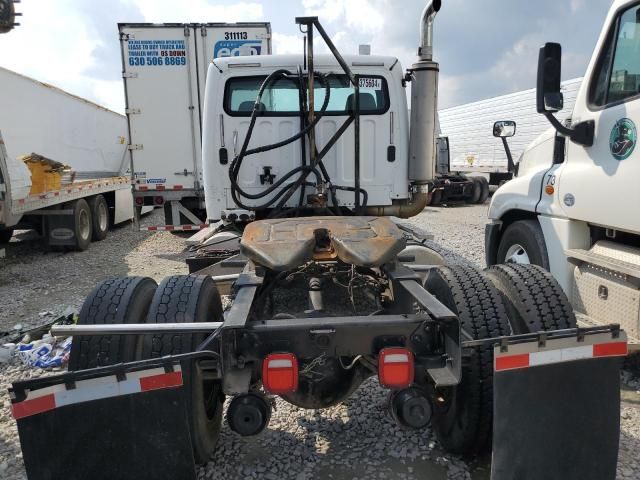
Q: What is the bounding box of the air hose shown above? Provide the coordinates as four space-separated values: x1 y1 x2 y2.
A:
228 67 369 216
228 69 332 211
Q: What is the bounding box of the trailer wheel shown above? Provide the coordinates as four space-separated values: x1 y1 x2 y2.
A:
496 219 549 269
68 277 157 371
469 178 482 204
431 190 443 206
477 177 490 204
72 199 93 251
0 228 13 243
424 265 510 456
141 274 224 464
89 195 109 241
485 264 576 334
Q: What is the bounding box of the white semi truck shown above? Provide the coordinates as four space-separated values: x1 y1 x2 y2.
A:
9 4 628 480
119 22 272 231
486 0 640 347
0 67 137 250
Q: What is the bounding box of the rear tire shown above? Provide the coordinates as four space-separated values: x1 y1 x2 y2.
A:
485 264 576 334
0 228 13 243
477 177 490 204
141 274 224 464
469 178 482 204
72 199 92 251
425 265 510 456
496 219 550 270
431 190 443 206
89 195 109 241
68 277 157 371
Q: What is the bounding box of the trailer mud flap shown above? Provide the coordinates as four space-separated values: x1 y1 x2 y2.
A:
10 365 196 480
490 332 627 480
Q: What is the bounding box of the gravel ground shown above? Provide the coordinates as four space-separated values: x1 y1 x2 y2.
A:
0 205 639 479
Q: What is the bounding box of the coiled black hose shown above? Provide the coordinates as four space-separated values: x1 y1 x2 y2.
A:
228 69 331 211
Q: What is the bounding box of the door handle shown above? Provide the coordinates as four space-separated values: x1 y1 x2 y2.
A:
233 131 238 157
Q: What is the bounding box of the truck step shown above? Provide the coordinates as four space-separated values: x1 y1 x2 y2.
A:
566 240 640 281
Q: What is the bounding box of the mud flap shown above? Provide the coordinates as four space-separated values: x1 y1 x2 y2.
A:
10 365 197 480
491 331 627 480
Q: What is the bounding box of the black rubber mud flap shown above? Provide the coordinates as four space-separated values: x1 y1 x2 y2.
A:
490 331 626 480
10 365 196 480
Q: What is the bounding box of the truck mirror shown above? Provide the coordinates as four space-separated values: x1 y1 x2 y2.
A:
536 43 564 113
493 120 516 138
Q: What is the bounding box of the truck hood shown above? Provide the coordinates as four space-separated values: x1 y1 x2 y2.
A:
516 127 556 177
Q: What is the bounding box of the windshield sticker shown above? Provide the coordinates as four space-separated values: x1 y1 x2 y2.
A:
609 118 636 161
359 77 382 90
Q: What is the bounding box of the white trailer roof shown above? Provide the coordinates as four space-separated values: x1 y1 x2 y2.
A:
439 78 582 173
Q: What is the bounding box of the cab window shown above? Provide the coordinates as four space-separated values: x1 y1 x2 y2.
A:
591 4 640 107
224 75 389 116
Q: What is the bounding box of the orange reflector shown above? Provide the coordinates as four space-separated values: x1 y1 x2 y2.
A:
378 348 414 389
262 353 298 394
545 185 554 195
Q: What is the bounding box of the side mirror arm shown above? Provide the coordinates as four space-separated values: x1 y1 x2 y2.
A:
501 137 515 173
544 113 594 147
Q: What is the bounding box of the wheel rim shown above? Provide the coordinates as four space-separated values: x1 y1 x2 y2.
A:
98 202 108 231
79 209 90 239
505 244 530 264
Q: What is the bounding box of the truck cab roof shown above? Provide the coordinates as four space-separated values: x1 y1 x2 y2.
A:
212 54 401 73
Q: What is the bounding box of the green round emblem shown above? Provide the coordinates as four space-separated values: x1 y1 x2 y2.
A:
609 118 637 161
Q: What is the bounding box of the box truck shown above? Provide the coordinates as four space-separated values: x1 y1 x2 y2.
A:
0 67 136 250
119 22 272 231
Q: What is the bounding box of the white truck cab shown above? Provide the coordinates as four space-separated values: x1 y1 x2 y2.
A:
487 0 640 345
201 54 417 222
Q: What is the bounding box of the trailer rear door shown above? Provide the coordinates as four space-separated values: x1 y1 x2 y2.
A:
120 24 201 194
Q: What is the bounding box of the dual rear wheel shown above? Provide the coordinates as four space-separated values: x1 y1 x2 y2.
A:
69 274 225 464
424 263 575 456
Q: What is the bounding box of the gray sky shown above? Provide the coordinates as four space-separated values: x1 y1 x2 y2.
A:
0 0 614 112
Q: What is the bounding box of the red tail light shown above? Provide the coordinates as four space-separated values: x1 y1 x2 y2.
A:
378 348 414 389
154 196 164 205
262 353 298 394
135 197 144 206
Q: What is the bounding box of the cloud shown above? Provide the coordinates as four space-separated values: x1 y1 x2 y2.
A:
132 0 264 23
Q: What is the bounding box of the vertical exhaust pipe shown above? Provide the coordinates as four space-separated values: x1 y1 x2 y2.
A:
365 1 441 218
408 0 441 185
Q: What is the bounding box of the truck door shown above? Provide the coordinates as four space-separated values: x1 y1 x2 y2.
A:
557 3 640 232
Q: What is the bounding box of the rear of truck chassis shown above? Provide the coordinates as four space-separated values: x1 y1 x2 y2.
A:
7 4 631 480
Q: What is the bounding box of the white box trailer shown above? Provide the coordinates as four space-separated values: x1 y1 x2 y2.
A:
439 78 582 185
0 67 136 250
119 22 272 231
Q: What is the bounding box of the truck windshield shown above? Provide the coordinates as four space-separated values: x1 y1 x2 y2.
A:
224 74 389 116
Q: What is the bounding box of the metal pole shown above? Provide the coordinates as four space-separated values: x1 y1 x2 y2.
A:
307 24 316 190
51 322 224 336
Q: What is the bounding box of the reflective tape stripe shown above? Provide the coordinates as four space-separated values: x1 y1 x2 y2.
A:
594 341 628 357
495 341 628 372
495 353 529 371
11 394 56 420
142 224 208 232
12 368 182 420
140 371 183 392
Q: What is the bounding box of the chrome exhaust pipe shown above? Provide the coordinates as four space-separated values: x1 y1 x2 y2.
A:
419 0 441 60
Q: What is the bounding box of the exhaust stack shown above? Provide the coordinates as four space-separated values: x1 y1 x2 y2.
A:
408 0 441 185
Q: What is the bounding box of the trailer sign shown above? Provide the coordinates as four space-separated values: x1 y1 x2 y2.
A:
214 40 262 58
127 40 187 67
